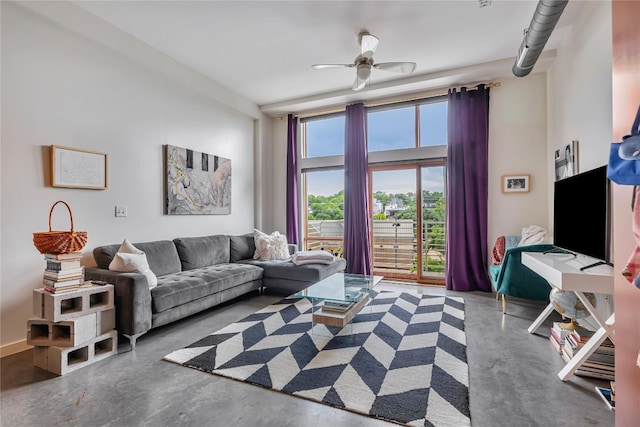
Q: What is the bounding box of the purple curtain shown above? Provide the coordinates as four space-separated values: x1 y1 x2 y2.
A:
286 114 299 245
344 103 372 275
446 85 491 292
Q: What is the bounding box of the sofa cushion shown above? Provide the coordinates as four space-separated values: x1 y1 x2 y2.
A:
151 263 263 313
173 235 230 270
93 240 181 277
229 234 256 262
238 257 346 283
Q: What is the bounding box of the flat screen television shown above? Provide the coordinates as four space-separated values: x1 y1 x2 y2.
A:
553 165 612 267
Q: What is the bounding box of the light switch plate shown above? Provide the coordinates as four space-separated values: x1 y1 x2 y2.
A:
115 206 127 217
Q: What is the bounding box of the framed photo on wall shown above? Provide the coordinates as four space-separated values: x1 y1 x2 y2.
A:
502 174 530 193
555 140 579 181
50 145 108 190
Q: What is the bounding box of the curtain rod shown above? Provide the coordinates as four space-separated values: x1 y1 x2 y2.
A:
276 81 501 120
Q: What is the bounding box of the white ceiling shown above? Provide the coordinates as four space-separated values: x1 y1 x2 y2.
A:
73 0 581 115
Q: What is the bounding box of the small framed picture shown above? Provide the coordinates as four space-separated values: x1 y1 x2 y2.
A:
502 174 530 193
50 145 108 190
554 140 579 181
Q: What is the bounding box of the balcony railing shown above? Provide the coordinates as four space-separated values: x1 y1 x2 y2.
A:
306 219 446 276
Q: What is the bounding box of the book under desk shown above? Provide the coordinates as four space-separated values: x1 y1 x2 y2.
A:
522 251 614 381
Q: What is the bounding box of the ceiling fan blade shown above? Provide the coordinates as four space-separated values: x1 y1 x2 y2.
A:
352 75 367 91
360 33 379 59
374 62 417 73
312 64 354 69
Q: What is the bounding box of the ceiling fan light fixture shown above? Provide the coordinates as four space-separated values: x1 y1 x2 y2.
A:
357 63 371 80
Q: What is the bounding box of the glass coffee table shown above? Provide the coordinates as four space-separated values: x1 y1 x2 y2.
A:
294 273 383 330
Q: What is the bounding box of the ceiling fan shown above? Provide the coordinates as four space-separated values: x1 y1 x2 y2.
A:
312 32 417 91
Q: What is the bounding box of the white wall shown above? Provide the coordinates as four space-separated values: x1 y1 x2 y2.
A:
1 2 259 351
488 73 549 244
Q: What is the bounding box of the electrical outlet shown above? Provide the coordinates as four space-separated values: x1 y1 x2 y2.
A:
115 206 127 217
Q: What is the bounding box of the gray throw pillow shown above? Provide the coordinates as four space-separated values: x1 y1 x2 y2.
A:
229 234 255 262
173 235 230 270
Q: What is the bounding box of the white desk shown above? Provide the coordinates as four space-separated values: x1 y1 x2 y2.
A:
522 252 614 381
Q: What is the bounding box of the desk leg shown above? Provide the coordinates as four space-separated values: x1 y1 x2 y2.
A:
528 303 556 334
575 292 615 342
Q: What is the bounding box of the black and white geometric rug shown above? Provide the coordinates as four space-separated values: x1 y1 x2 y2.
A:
164 290 470 426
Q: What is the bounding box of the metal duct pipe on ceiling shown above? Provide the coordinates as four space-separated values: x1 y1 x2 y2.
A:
512 0 569 77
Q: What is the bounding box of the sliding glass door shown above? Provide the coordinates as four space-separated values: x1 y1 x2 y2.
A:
419 165 446 282
370 168 417 281
370 163 445 283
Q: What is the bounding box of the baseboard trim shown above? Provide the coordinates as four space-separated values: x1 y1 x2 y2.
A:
1 339 32 358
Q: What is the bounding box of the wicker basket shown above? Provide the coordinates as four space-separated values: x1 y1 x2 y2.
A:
33 201 88 255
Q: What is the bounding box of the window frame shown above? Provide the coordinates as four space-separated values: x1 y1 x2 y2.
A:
297 96 449 255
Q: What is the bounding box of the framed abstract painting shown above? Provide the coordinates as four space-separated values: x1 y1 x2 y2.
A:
165 145 231 214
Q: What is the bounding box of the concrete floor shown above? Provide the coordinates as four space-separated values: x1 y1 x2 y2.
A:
1 282 615 427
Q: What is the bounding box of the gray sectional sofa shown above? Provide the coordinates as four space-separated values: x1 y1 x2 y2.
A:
84 234 346 348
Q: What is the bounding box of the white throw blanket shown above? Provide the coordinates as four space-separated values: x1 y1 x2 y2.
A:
291 250 335 265
518 225 549 246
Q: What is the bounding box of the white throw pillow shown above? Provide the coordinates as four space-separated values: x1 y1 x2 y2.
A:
253 229 269 260
253 229 290 261
108 239 158 289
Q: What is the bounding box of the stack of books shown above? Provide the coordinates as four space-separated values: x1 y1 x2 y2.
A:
548 321 573 354
562 328 615 381
43 252 86 293
321 300 354 313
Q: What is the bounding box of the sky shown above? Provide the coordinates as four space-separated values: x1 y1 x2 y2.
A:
305 101 447 196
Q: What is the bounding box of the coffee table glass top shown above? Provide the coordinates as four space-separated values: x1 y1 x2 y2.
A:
294 273 383 303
